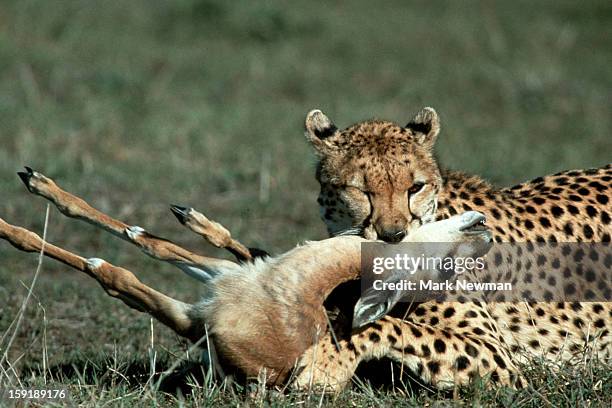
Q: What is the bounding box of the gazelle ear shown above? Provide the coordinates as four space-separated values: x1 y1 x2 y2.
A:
352 284 397 329
405 107 440 150
304 109 338 155
353 300 390 329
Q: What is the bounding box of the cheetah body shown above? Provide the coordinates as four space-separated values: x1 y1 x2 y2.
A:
296 108 612 389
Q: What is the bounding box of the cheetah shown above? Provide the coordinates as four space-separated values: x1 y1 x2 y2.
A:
305 107 610 244
295 106 611 389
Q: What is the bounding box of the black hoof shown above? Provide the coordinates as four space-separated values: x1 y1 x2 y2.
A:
170 205 190 224
17 166 34 187
247 247 270 259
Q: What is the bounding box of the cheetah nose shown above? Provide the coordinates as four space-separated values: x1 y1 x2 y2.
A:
378 228 406 243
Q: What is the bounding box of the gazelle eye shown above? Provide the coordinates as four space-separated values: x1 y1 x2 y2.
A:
408 182 425 195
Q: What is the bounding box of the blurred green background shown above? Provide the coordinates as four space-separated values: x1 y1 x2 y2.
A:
0 0 610 402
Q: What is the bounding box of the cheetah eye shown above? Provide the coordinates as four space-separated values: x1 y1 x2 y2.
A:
408 182 426 196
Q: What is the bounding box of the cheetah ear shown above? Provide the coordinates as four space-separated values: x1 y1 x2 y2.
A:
405 107 440 150
304 109 338 155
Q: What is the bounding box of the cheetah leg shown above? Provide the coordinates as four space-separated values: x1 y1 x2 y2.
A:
16 167 239 281
293 316 524 392
0 217 200 342
169 205 256 262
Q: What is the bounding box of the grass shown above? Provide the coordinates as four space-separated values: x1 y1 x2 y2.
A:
0 0 610 406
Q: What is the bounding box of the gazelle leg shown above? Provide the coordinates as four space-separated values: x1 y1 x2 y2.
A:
170 205 265 262
16 167 238 281
0 217 200 342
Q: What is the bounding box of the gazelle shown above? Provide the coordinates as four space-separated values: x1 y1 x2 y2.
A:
0 167 491 388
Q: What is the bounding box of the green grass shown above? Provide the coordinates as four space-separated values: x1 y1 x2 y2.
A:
0 0 610 406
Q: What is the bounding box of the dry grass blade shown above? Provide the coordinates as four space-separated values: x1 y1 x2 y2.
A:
1 204 50 383
153 333 210 391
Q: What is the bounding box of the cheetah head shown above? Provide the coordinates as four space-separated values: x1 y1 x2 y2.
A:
305 107 443 243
